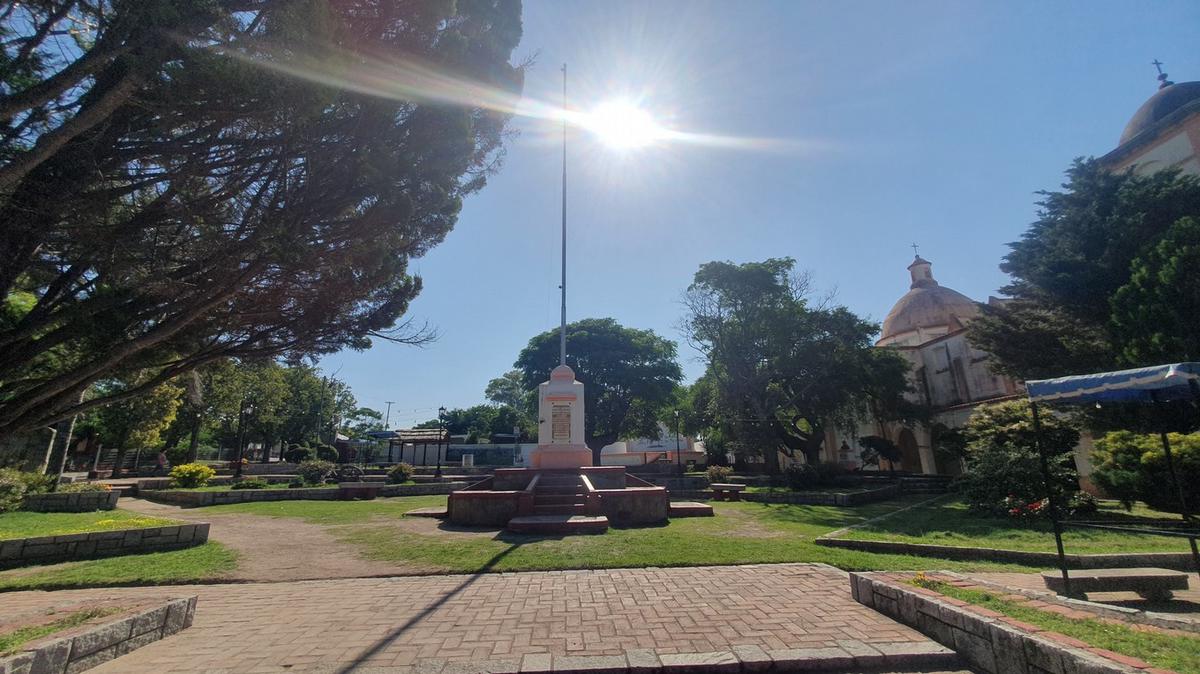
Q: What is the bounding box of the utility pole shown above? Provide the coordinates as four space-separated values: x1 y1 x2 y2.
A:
384 401 395 430
559 63 568 367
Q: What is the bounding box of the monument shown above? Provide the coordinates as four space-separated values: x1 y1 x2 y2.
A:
530 364 591 469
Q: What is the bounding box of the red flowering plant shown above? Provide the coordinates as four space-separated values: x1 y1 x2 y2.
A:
1002 494 1049 521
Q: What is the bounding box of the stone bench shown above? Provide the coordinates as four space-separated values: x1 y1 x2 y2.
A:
1042 567 1190 601
338 482 380 500
710 483 746 501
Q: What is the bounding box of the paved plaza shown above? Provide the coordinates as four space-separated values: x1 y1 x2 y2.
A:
4 563 951 673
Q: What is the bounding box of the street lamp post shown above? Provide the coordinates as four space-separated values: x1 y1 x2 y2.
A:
674 409 682 470
435 406 446 478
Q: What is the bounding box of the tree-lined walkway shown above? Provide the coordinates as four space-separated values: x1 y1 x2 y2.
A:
4 563 945 673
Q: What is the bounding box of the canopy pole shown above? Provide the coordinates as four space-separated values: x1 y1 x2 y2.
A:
1150 389 1193 524
1031 401 1072 597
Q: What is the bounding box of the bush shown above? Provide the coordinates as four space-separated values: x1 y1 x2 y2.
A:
287 478 304 488
284 444 314 463
0 469 28 513
57 482 112 493
1068 490 1098 516
315 444 339 462
953 400 1079 515
164 446 190 466
231 478 269 490
169 462 216 488
812 461 844 485
705 465 733 484
785 463 819 490
387 463 414 484
1092 430 1200 513
297 460 335 486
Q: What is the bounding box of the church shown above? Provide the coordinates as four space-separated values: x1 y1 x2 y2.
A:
819 65 1200 477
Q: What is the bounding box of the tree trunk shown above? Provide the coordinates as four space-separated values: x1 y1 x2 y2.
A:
186 414 201 463
763 445 781 474
585 434 617 467
110 430 130 478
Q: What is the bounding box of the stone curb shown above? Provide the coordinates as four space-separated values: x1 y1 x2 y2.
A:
849 571 1164 674
0 596 196 674
21 490 120 513
0 523 209 568
938 570 1200 635
816 536 1197 571
140 482 468 507
666 485 902 507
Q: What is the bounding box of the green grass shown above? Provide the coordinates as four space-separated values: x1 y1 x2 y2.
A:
207 495 1045 574
0 510 178 541
912 577 1200 672
0 543 238 592
842 498 1191 553
0 606 123 655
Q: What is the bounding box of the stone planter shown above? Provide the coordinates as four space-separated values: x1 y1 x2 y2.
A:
22 490 119 512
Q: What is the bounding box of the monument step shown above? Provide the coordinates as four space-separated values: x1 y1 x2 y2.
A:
669 502 715 517
533 494 581 505
537 475 581 486
536 485 582 495
533 504 585 515
507 514 608 534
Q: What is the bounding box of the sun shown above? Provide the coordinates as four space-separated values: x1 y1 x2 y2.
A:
581 99 665 149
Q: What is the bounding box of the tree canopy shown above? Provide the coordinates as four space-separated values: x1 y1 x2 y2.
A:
0 0 524 440
969 160 1200 379
682 258 911 472
514 318 683 464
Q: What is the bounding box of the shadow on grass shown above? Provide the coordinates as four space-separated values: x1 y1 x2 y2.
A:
334 542 522 674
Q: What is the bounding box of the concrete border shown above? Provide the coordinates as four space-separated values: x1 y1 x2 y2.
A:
140 481 467 507
667 484 901 506
0 596 196 674
850 572 1160 674
0 523 209 568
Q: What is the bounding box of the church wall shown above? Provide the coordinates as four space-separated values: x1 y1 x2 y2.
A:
1110 112 1200 176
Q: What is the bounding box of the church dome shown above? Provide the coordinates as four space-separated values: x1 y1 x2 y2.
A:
1119 80 1200 145
878 256 980 346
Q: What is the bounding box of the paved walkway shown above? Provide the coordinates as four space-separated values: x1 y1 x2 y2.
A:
4 563 947 673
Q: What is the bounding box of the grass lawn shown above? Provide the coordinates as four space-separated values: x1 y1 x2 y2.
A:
0 543 238 592
0 606 122 655
206 495 1046 574
0 510 178 541
841 497 1191 553
912 576 1200 672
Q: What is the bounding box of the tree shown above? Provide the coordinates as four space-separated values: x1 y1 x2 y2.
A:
969 160 1200 378
89 374 184 477
485 370 528 409
682 258 910 472
0 0 524 440
513 318 683 464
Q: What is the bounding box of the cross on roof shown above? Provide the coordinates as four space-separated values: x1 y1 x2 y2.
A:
910 242 920 256
1152 59 1165 75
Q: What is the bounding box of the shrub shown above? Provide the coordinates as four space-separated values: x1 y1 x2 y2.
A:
169 462 216 488
315 444 339 462
0 469 28 513
1092 430 1200 513
705 465 733 484
231 478 269 490
387 463 414 484
57 482 112 493
297 460 335 485
785 463 819 490
1068 490 1098 516
284 444 314 463
953 400 1079 515
812 461 844 485
164 446 190 466
287 478 304 488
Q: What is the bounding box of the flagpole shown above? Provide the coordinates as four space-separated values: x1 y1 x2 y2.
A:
559 63 568 367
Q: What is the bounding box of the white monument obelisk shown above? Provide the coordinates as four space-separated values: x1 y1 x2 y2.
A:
529 64 591 470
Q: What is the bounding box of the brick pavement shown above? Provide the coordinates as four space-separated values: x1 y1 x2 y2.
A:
2 563 944 673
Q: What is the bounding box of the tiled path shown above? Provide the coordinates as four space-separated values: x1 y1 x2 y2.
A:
3 563 943 673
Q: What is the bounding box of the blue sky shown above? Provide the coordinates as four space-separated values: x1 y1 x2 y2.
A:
320 0 1200 428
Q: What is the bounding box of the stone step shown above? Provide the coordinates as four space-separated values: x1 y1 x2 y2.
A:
404 506 448 518
669 502 715 517
533 504 585 515
536 485 582 495
533 494 580 505
507 514 608 534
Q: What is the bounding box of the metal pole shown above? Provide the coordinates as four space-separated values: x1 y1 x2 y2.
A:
674 410 682 469
1031 401 1072 597
384 401 394 430
1150 389 1193 523
435 406 446 478
559 63 568 367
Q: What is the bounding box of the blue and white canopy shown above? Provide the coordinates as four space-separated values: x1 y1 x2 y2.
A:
1026 363 1200 405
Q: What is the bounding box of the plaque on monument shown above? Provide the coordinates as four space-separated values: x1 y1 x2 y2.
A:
551 404 571 443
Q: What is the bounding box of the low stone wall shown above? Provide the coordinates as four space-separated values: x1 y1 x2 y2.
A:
448 489 521 526
669 484 900 506
595 487 668 525
0 596 197 674
0 523 209 568
136 475 295 492
140 481 466 507
22 490 119 512
817 536 1197 570
850 572 1146 674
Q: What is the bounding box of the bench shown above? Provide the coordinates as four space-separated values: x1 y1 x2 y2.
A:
710 483 746 501
1041 568 1189 601
338 482 380 500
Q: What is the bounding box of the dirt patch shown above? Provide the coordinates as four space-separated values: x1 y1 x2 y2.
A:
366 513 501 538
714 507 785 539
118 498 428 581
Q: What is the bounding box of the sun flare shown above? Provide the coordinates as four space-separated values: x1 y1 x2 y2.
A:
580 100 666 149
